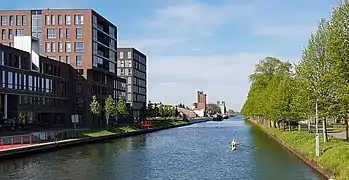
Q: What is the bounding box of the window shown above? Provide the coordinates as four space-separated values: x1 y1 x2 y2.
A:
125 69 129 76
23 74 27 90
76 28 82 39
66 56 70 64
58 28 63 39
45 15 50 25
16 15 20 25
1 29 5 40
127 60 132 67
127 85 132 92
16 29 24 36
0 51 4 65
58 15 63 25
109 26 115 37
8 29 12 39
93 42 97 54
66 28 70 38
120 60 124 67
9 15 14 26
74 42 84 52
45 42 50 52
74 14 84 25
76 83 82 93
65 42 71 52
7 71 13 89
93 15 97 27
45 78 50 93
2 71 5 88
28 75 32 90
127 77 131 84
65 15 71 25
22 15 26 25
110 50 115 62
127 52 132 59
76 56 82 67
1 16 7 26
93 55 97 67
58 42 63 52
14 73 17 89
59 56 63 62
47 28 56 39
110 39 115 48
51 42 55 52
93 28 97 40
51 15 55 25
127 93 132 101
109 62 115 73
119 52 124 59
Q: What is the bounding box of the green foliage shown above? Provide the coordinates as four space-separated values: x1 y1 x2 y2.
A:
105 95 117 120
90 95 101 116
117 97 128 118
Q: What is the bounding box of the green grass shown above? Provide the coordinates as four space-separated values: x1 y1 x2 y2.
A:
253 121 349 180
77 120 188 138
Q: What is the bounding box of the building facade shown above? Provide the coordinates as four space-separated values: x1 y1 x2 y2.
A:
0 43 75 128
0 9 128 127
117 48 147 119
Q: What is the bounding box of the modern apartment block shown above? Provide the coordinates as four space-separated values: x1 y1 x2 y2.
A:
117 48 147 119
0 42 75 128
0 9 129 127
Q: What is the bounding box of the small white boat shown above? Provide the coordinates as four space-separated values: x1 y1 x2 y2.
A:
231 146 236 151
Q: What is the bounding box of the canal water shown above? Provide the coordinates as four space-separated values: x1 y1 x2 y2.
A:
0 117 325 180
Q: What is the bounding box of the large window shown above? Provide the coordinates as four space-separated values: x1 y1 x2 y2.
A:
74 15 84 25
7 71 13 89
74 42 84 52
45 78 50 93
65 15 71 25
76 28 82 39
47 28 56 39
0 51 4 65
23 74 27 90
16 29 25 36
2 71 5 88
1 16 7 26
65 42 71 52
76 56 82 67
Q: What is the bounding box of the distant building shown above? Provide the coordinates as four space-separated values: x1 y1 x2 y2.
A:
117 48 147 119
217 101 227 114
192 90 207 117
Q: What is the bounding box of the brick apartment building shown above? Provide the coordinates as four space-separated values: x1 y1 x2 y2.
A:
117 48 147 119
192 91 207 117
0 9 130 127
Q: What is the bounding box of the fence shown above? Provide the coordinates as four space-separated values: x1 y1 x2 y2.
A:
0 129 88 149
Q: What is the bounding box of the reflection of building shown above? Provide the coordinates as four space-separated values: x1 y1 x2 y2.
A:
0 9 128 127
192 90 207 117
217 101 227 114
117 48 147 119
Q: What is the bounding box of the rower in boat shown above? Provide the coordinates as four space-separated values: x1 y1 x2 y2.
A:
231 139 237 151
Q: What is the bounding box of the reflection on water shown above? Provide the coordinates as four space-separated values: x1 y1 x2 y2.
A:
0 117 325 180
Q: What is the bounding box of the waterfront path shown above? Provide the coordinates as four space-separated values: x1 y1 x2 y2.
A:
0 117 325 180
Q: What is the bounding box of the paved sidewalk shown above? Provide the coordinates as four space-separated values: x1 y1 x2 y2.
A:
328 131 348 139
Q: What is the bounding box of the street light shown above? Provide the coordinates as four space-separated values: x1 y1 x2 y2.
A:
315 98 320 157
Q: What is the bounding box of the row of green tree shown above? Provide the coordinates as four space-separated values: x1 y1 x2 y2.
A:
241 1 349 141
89 95 128 126
140 101 180 120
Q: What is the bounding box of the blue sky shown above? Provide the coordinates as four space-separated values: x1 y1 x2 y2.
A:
3 0 337 110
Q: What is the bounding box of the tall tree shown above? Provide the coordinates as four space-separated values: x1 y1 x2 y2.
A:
297 19 332 142
117 97 128 118
326 1 349 140
105 95 117 127
90 95 101 126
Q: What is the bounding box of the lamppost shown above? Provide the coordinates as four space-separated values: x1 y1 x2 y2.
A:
315 98 320 157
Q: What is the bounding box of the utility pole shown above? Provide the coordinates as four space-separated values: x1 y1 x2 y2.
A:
315 98 320 157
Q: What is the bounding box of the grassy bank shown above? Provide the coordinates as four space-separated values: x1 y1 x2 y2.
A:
249 119 349 180
79 120 187 138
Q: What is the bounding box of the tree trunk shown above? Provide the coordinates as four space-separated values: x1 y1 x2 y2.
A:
307 117 311 132
288 119 291 132
322 118 328 143
345 119 349 141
